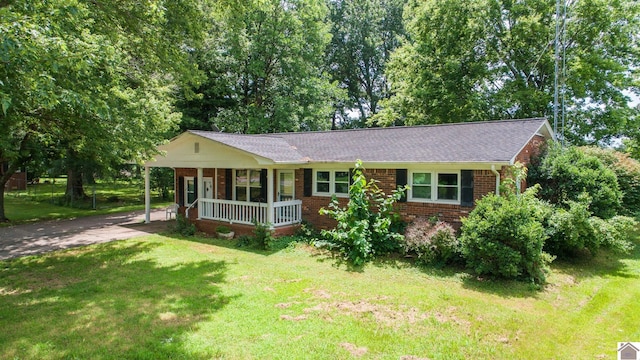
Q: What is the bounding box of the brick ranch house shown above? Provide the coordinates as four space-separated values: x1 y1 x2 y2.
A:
142 118 554 236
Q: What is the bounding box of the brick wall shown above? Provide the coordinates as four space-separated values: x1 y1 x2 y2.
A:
295 168 495 230
174 133 546 233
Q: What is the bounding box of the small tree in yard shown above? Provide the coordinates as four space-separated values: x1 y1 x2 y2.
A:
319 160 407 266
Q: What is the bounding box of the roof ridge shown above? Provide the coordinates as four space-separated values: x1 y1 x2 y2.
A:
271 117 547 137
187 118 547 137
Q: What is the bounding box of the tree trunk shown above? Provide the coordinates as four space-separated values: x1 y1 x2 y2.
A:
0 161 21 222
65 168 86 201
0 183 7 222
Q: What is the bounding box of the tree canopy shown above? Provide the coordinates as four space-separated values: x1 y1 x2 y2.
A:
179 0 343 134
0 0 211 219
373 0 640 145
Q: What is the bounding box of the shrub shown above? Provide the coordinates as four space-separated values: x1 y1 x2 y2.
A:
529 143 622 219
544 196 596 256
580 146 640 217
402 218 460 266
460 186 552 284
252 220 274 250
588 216 637 254
544 194 637 257
319 160 407 266
170 214 196 236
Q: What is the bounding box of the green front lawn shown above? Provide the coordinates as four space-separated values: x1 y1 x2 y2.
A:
2 178 172 225
1 232 639 359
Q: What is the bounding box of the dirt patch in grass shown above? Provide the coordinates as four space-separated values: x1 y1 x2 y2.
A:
303 287 332 299
280 314 307 321
305 300 430 327
339 342 368 357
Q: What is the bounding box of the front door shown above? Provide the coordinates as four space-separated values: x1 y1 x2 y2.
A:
203 178 213 199
278 171 294 201
202 177 213 218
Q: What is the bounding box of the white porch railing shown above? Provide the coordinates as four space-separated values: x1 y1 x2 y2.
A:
198 198 302 227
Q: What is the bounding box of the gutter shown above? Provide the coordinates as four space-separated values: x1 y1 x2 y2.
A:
491 165 501 196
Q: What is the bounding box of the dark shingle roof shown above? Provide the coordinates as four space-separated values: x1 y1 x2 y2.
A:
188 118 551 164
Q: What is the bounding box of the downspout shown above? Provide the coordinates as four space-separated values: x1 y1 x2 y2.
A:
491 165 500 196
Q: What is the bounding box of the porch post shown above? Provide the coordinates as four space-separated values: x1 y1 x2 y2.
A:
267 168 274 228
144 166 151 224
197 167 203 219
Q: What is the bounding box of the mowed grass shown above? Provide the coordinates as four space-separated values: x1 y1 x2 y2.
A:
1 231 639 359
2 178 171 225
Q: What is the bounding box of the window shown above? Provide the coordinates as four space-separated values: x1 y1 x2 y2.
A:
437 173 458 200
409 171 459 203
411 172 432 200
185 177 196 205
235 169 263 202
314 170 350 196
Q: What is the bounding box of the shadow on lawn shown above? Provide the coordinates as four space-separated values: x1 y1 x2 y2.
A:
0 240 234 359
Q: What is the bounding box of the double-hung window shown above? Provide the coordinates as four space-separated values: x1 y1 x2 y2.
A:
235 169 262 202
410 171 459 202
185 176 196 205
314 170 350 196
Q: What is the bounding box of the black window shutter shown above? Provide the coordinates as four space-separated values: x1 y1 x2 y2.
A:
178 176 185 206
348 168 354 185
260 169 268 202
396 169 408 203
461 170 474 207
303 169 312 197
225 169 233 200
194 177 198 207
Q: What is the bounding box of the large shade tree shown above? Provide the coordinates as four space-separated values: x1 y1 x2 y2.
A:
0 0 210 221
325 0 406 127
374 0 640 145
179 0 343 134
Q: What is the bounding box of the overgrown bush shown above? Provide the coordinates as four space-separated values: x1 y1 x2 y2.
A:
402 218 460 266
580 146 640 218
170 214 196 236
543 194 637 257
319 160 407 266
529 143 622 219
460 186 553 284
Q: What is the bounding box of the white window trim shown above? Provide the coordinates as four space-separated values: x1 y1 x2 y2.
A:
233 169 262 202
312 169 350 197
408 170 460 204
184 176 196 205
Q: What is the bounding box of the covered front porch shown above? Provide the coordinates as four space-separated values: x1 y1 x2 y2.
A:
143 130 306 233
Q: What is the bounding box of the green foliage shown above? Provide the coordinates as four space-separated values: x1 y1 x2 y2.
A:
216 225 232 234
544 196 598 257
252 220 274 251
0 0 211 220
234 221 276 250
374 0 640 145
319 160 407 266
580 146 640 217
179 0 343 133
149 168 174 201
460 186 553 284
170 214 197 237
402 218 460 266
544 195 637 257
529 143 622 219
326 0 406 126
